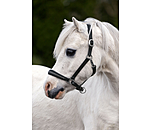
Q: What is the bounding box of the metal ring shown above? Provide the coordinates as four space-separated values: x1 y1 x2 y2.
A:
89 39 94 47
86 55 93 60
80 87 86 94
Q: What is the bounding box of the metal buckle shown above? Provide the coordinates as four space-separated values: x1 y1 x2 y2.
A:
86 55 93 60
89 39 94 47
69 79 74 85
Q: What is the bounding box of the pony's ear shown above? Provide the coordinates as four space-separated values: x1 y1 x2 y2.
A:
64 19 72 25
72 17 86 32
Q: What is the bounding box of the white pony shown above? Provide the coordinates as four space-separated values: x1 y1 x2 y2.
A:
32 17 119 130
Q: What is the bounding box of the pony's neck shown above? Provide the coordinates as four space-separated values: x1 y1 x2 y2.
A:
77 73 119 127
83 72 118 101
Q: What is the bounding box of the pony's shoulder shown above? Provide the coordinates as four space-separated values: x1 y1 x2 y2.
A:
32 65 50 90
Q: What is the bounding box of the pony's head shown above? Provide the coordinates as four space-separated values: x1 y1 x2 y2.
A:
44 17 119 99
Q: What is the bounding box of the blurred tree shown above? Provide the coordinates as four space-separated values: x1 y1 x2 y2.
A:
33 0 118 68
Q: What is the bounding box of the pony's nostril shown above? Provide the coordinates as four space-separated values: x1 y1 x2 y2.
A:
45 83 51 97
45 83 50 91
47 86 64 99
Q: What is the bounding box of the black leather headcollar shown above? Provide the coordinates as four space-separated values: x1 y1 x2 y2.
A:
48 24 96 93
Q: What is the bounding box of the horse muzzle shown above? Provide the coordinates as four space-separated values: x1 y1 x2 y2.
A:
45 83 64 99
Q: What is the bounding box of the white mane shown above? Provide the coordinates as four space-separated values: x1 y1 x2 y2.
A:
54 18 119 66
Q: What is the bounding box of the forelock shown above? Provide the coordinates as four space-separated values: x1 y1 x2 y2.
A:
53 23 75 59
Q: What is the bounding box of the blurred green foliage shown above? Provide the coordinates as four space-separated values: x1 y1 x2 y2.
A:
33 0 118 68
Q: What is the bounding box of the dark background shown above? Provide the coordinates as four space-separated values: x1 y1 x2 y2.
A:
32 0 119 68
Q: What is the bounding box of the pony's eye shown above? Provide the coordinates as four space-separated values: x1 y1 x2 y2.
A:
66 48 76 57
